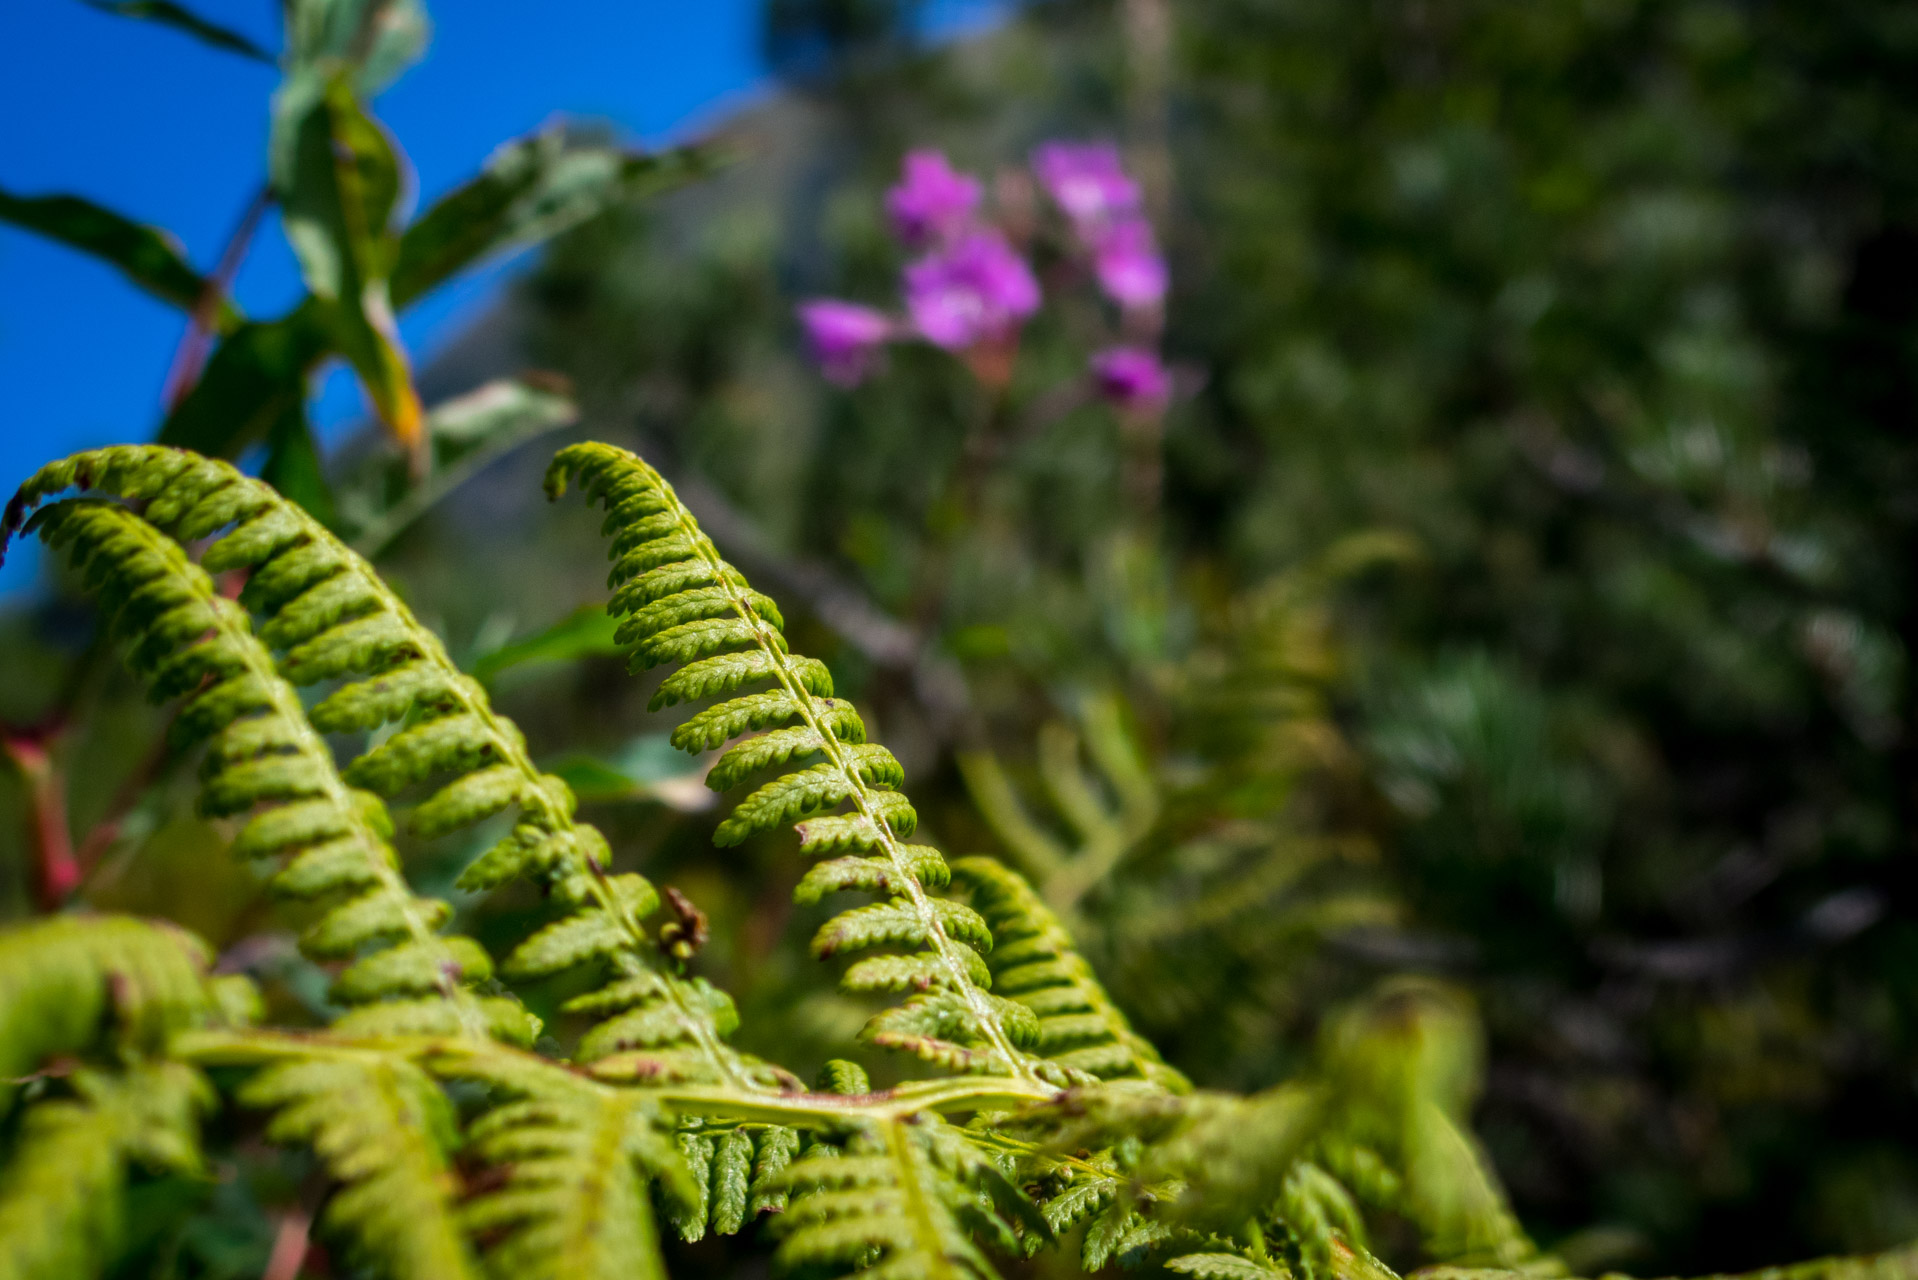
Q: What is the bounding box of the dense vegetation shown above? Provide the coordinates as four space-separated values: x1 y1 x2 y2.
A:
2 1 1916 1278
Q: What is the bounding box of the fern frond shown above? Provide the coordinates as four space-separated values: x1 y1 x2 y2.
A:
1274 1160 1370 1277
547 442 1047 1083
436 1047 691 1280
1316 981 1537 1269
0 914 224 1087
237 1045 480 1280
18 498 516 1042
774 1114 1046 1280
952 858 1188 1091
0 1062 209 1280
8 446 762 1085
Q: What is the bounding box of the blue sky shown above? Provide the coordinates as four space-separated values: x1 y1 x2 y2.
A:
0 0 772 592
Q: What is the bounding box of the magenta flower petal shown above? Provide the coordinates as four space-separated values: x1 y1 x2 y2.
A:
1031 141 1141 230
798 299 892 386
1093 217 1168 309
1090 346 1171 411
903 230 1042 351
885 149 982 248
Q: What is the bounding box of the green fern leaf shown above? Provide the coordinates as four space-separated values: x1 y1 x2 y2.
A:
449 1053 688 1280
238 1047 481 1280
0 915 221 1086
16 498 509 1041
1317 982 1537 1268
711 1127 755 1236
673 690 863 753
751 1126 803 1215
616 585 785 647
547 441 1046 1083
1081 1204 1173 1270
0 1063 210 1280
1167 1252 1287 1280
773 1116 1044 1280
672 1130 716 1242
9 446 760 1087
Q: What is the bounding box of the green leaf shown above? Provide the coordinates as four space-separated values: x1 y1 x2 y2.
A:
0 186 236 327
276 70 422 445
79 0 274 61
427 376 578 449
459 1077 682 1280
391 128 711 310
283 0 429 96
0 1063 211 1280
711 1128 754 1236
1167 1255 1289 1280
240 1050 479 1280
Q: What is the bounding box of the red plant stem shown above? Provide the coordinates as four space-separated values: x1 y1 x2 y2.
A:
261 1211 312 1280
3 733 78 911
162 183 272 411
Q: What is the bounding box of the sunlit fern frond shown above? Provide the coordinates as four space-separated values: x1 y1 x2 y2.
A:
546 442 1051 1083
773 1113 1047 1280
234 1043 481 1280
0 1061 210 1280
0 914 230 1088
16 498 521 1043
423 1041 693 1278
1314 981 1537 1270
950 857 1186 1091
8 446 767 1083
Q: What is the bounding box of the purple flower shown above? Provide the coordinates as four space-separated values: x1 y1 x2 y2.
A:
1031 141 1141 230
1091 347 1171 411
886 149 982 248
798 299 892 386
903 230 1042 350
1093 217 1168 310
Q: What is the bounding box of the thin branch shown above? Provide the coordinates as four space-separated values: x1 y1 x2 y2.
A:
260 1210 312 1280
1 731 78 911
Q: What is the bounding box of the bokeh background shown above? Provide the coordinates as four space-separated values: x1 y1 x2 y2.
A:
6 1 1918 1276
